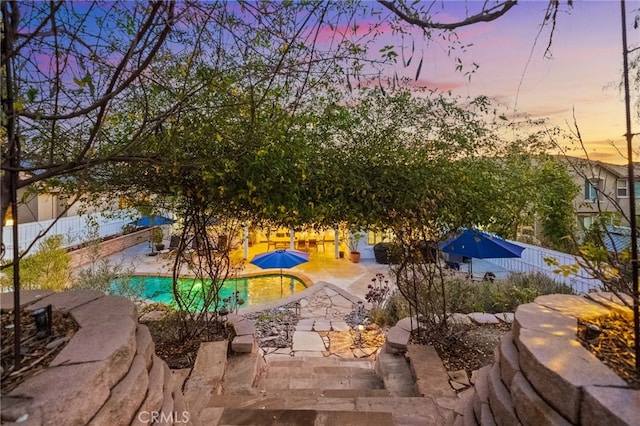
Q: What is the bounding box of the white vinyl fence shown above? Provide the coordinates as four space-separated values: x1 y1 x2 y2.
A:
2 211 134 262
487 241 602 294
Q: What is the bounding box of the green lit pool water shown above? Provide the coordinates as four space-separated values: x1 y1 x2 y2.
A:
122 274 307 309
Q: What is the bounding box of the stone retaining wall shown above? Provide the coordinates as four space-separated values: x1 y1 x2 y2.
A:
68 228 152 269
1 290 189 426
453 293 639 425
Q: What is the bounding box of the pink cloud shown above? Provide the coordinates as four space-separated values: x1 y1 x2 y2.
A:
408 78 464 92
314 20 394 45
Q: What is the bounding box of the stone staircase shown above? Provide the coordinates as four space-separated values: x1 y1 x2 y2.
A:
182 342 457 425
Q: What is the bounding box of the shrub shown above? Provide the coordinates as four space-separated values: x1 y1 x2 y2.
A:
380 290 414 324
506 272 575 295
368 307 394 327
440 272 576 314
1 236 71 291
71 227 140 299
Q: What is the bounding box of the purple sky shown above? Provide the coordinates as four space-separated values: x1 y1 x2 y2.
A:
366 1 640 164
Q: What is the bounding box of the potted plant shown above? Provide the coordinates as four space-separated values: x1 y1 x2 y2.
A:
151 227 165 251
348 231 365 263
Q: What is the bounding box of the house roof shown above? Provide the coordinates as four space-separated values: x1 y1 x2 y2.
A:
558 155 640 179
602 225 640 253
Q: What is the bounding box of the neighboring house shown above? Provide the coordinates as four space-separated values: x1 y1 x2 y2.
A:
2 187 133 261
14 187 121 224
562 156 640 230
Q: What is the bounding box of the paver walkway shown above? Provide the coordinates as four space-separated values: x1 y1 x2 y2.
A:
242 281 384 360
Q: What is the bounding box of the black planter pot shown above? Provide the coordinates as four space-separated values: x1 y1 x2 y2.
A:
374 243 400 264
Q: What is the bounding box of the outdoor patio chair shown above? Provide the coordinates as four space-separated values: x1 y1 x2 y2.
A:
445 261 460 271
483 272 496 282
168 235 180 251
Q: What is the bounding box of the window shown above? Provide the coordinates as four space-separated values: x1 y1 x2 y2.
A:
616 179 640 198
580 215 595 229
367 230 394 245
617 179 628 197
585 178 601 202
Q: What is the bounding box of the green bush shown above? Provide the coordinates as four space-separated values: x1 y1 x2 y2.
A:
441 272 575 314
393 271 578 316
73 260 141 299
375 290 413 326
1 236 71 291
506 272 575 295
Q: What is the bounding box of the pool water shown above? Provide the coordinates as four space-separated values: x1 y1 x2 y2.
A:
123 274 307 309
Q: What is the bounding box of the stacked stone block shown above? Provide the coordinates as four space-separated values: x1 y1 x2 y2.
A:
0 291 190 426
452 293 639 426
226 313 258 353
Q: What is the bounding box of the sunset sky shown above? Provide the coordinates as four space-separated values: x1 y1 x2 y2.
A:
368 0 640 164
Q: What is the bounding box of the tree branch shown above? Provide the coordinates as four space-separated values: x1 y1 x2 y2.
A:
377 0 518 31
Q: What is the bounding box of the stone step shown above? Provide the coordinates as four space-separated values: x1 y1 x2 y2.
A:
212 394 420 410
264 365 379 379
266 356 375 369
216 408 396 426
249 388 391 398
211 394 359 410
184 341 228 417
222 352 266 395
263 372 380 383
374 345 417 397
210 396 453 425
257 375 384 391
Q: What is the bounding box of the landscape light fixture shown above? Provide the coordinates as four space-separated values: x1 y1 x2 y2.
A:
31 305 52 339
357 324 364 348
584 324 602 341
218 307 229 320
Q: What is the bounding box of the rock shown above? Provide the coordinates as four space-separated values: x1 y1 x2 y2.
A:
450 381 468 391
139 310 166 322
448 370 471 386
91 355 149 426
45 337 68 350
232 335 257 353
467 312 501 325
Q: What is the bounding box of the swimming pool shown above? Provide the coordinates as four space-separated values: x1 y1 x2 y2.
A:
123 274 307 309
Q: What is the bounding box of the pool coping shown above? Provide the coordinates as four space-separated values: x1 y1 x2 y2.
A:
129 270 314 289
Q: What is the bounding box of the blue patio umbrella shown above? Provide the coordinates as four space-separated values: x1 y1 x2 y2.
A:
250 249 309 296
128 215 174 227
440 229 524 277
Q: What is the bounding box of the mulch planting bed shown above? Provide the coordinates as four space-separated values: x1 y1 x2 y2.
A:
1 309 78 394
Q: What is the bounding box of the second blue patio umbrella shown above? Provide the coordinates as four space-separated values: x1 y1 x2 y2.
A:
440 229 525 278
250 249 310 296
127 215 174 227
